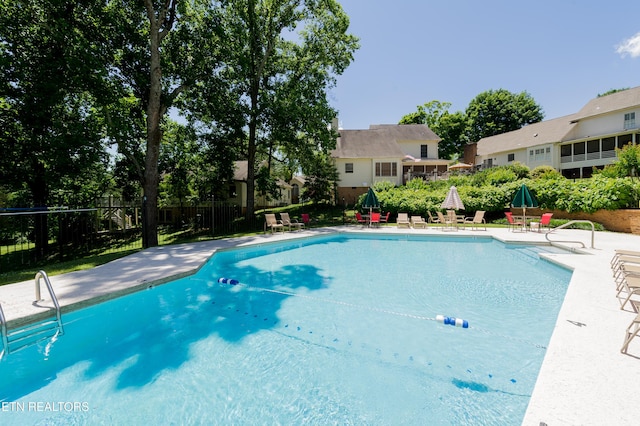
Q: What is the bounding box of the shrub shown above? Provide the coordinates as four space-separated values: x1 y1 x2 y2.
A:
531 165 562 180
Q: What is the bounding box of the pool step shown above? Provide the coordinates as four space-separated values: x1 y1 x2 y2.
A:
5 318 62 354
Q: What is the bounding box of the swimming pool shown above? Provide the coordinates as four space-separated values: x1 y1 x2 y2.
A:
0 233 572 425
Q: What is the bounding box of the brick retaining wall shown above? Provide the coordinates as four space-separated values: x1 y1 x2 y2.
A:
548 209 640 234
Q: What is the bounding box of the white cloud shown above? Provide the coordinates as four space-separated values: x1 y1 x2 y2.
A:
616 32 640 58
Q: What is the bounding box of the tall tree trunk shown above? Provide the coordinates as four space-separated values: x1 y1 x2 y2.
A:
142 0 174 247
245 115 257 220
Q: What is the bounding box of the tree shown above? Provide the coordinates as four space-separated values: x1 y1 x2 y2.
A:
598 144 640 178
0 0 112 256
107 0 218 247
302 152 339 205
465 89 544 142
399 101 467 159
192 0 358 220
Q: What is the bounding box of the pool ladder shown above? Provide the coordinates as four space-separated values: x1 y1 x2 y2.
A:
0 270 64 359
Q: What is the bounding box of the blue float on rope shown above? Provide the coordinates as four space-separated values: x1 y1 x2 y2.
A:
436 314 469 328
218 277 239 285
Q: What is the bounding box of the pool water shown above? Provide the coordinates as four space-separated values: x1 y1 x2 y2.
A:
0 233 572 425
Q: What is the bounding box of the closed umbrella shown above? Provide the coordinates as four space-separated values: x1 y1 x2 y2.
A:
362 187 380 227
362 187 380 210
440 186 465 210
511 184 538 219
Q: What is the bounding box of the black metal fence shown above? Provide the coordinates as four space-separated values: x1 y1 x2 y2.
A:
0 200 263 274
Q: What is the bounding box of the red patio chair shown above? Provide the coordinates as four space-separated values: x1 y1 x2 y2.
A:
505 212 523 231
355 212 367 225
370 212 381 227
540 213 553 232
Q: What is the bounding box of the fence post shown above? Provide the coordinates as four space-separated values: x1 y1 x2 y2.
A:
211 195 215 237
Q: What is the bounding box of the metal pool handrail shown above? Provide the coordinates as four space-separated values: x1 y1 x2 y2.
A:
545 220 595 249
0 304 8 358
35 270 64 334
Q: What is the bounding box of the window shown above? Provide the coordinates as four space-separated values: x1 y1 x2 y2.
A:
624 112 636 130
420 145 428 158
375 162 397 177
602 137 616 158
345 163 354 173
587 139 600 160
560 144 572 163
618 133 632 149
507 153 515 162
573 142 585 161
229 184 237 198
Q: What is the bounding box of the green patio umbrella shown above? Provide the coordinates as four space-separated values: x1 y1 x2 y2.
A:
362 187 380 211
511 184 538 218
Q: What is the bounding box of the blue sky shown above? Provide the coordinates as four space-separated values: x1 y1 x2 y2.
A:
330 0 640 130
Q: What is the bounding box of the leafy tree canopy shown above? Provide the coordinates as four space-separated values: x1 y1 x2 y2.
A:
465 89 544 142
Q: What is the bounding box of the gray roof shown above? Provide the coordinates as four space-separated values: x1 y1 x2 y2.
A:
477 86 640 155
331 124 440 159
477 114 577 155
572 86 640 121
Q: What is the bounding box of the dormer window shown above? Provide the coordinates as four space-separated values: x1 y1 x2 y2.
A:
624 112 636 130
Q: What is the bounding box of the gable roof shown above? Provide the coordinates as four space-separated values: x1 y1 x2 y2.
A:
572 86 640 122
477 114 577 156
331 124 440 159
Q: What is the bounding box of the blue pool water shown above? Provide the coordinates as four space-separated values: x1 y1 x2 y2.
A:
0 233 572 425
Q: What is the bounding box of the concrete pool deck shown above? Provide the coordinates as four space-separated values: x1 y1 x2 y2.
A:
1 225 639 425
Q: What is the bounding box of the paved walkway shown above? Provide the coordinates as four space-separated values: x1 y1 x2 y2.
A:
1 225 639 425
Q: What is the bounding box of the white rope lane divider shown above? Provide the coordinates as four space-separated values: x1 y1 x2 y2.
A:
216 277 546 349
216 277 465 325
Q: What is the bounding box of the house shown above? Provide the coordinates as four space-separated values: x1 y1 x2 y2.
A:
331 124 449 204
229 161 302 212
475 87 640 178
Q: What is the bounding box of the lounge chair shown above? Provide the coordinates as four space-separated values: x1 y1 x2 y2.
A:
505 212 524 232
280 212 304 231
396 213 411 228
264 213 285 233
614 262 640 295
463 211 486 230
612 256 640 285
622 305 640 354
411 216 427 229
611 249 640 268
437 211 456 231
617 274 640 311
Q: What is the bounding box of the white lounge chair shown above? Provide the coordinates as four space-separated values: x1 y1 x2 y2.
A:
411 216 427 229
463 211 486 230
280 212 304 231
437 211 456 231
264 213 285 233
396 213 411 228
621 308 640 354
